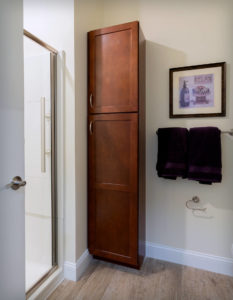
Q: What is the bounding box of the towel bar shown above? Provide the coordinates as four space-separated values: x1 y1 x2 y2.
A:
156 129 233 136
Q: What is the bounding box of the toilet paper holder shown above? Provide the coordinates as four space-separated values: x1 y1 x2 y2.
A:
186 196 207 212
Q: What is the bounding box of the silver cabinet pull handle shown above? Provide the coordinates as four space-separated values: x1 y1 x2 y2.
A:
89 121 93 135
89 93 93 108
11 176 26 190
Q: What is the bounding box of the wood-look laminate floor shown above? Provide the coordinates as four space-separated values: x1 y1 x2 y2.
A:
48 258 233 300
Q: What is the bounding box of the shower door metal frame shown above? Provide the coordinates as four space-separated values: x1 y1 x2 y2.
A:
24 30 58 298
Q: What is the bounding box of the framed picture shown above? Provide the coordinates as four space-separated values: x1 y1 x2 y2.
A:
169 62 226 118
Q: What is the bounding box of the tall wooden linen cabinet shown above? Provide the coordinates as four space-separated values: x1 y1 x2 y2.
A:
88 21 145 268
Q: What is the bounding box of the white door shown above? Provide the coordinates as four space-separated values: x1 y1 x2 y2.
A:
0 1 25 300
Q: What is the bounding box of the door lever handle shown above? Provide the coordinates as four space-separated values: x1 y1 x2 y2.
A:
10 176 26 190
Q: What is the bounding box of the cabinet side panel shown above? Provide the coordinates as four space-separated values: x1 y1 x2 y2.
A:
138 26 146 266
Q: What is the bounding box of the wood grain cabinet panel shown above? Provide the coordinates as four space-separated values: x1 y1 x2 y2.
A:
88 113 138 265
94 117 131 186
88 21 138 114
88 21 145 268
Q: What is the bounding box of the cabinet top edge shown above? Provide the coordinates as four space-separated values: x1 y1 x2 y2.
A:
88 20 139 36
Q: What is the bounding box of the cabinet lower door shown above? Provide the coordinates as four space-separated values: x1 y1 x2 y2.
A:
88 113 138 266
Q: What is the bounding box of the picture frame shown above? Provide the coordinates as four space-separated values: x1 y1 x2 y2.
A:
169 62 226 118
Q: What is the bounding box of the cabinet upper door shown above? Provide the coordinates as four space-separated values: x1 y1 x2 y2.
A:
88 21 139 114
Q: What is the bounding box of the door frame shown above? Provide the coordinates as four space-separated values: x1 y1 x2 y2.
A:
23 29 58 298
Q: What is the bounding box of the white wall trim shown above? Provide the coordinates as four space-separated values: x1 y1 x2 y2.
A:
146 242 233 277
64 249 92 281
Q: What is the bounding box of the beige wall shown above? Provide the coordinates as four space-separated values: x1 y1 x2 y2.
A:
141 0 233 258
101 0 139 27
74 0 104 259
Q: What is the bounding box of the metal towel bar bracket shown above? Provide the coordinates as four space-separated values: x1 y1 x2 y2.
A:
222 129 233 136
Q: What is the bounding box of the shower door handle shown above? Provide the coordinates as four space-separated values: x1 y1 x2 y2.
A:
41 97 46 172
41 97 51 173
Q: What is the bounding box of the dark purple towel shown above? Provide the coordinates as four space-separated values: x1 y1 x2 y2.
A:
156 128 189 179
187 127 222 184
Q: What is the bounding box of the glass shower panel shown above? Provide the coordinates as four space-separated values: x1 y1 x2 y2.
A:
24 36 53 292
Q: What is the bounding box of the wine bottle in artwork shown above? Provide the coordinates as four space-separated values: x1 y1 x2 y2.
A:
180 80 190 107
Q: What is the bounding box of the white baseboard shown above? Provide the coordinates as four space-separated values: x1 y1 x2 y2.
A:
64 244 233 282
64 249 92 281
146 242 233 277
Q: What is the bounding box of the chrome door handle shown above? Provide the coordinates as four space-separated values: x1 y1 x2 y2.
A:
41 97 51 173
10 176 26 190
41 97 46 173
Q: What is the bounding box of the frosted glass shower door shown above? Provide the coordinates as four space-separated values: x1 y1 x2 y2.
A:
24 39 53 292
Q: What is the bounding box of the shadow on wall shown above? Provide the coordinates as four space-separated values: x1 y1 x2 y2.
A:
145 40 233 258
146 40 188 250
